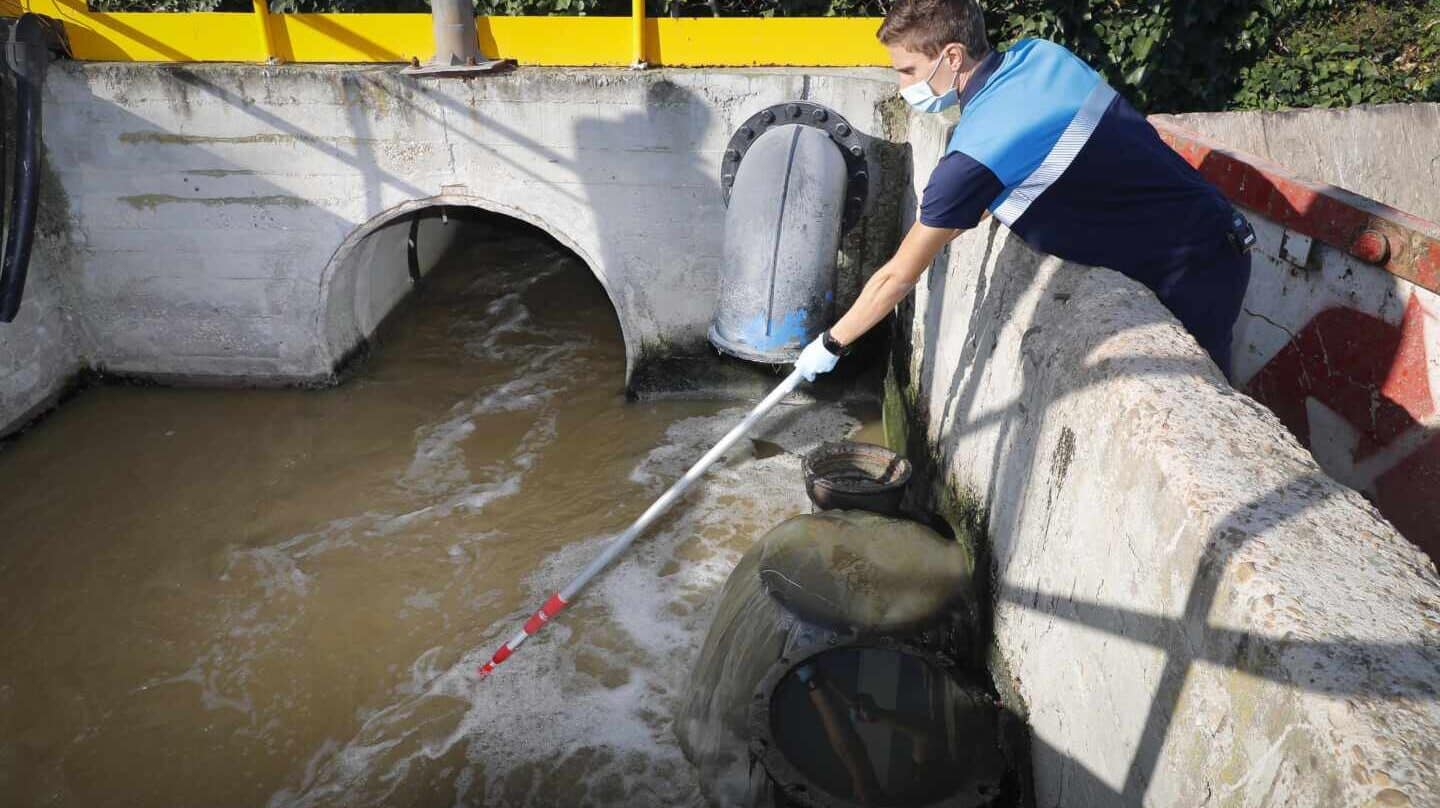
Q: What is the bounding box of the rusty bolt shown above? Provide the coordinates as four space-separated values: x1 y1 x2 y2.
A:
410 56 421 68
1350 229 1391 264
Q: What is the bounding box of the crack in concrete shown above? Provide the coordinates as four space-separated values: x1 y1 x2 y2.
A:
1242 306 1297 340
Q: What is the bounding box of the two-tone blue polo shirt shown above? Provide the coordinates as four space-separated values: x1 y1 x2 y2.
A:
920 38 1240 285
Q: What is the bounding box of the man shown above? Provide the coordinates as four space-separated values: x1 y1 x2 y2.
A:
794 0 1253 382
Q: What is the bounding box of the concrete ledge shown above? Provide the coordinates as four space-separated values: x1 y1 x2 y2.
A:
1150 119 1440 295
1152 105 1440 224
892 219 1440 806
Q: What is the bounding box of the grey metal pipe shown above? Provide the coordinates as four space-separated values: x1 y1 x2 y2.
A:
429 0 482 68
709 124 849 363
404 0 507 77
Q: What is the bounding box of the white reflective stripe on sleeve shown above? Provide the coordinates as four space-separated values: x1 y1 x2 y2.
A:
992 82 1118 227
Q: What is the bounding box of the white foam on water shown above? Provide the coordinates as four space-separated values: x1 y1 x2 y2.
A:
265 400 863 807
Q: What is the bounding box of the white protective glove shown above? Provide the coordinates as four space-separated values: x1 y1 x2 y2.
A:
794 333 841 382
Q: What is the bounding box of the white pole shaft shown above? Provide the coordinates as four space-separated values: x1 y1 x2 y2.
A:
478 369 806 677
559 368 804 601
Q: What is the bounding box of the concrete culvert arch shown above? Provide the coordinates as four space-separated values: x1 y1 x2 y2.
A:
316 197 632 381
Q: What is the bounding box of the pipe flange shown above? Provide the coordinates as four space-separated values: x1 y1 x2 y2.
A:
745 632 999 808
720 102 871 233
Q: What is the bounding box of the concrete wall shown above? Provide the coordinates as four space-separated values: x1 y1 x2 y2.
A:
0 152 86 439
890 111 1440 807
1153 105 1440 222
1230 215 1440 561
0 246 82 438
1149 115 1440 563
36 63 901 394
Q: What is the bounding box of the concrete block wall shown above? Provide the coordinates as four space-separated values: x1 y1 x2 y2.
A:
1152 104 1440 222
892 113 1440 807
35 63 901 399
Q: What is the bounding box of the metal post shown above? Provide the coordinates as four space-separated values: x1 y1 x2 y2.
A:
251 0 277 64
404 0 508 77
631 0 646 68
430 0 480 67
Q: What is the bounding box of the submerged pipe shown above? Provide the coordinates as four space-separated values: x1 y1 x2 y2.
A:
0 14 50 324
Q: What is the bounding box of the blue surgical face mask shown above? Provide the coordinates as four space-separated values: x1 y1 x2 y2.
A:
900 52 959 113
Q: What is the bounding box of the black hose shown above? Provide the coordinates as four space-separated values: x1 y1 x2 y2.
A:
0 15 50 323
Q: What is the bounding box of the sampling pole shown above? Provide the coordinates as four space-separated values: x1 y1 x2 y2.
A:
477 368 805 679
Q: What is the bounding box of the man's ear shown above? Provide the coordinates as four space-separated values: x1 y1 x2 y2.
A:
947 43 968 71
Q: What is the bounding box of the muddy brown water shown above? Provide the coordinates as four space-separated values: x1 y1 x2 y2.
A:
0 218 882 807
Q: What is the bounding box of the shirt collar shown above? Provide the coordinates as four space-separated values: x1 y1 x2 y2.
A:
959 49 1003 111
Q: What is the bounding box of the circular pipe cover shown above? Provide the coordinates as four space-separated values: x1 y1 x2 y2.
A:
721 101 872 233
747 638 1005 808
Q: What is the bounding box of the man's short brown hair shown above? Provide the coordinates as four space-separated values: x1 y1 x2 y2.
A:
877 0 990 59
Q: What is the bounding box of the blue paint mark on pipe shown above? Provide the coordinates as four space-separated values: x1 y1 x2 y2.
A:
740 309 813 352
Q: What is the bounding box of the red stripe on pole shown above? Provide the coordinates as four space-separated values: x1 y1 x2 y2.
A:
477 644 513 677
543 593 569 616
522 593 569 635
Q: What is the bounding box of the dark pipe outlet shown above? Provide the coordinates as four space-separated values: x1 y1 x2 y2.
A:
803 441 912 517
0 14 57 323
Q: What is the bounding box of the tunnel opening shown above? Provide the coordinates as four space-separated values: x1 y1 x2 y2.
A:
321 202 628 387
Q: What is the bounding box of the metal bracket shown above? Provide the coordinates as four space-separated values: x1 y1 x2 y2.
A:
1279 228 1315 269
720 101 872 233
402 57 513 77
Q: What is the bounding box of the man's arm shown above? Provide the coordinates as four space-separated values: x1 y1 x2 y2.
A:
828 220 960 346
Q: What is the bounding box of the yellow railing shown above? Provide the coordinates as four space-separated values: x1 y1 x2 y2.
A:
17 1 888 67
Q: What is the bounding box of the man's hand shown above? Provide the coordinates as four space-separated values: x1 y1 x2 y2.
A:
795 335 840 382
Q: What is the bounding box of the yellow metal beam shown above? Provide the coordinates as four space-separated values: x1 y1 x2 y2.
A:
252 0 276 63
631 0 645 67
651 18 885 67
17 2 887 67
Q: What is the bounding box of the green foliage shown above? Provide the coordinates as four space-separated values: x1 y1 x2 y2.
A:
983 0 1440 112
84 0 1440 111
1233 0 1440 109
